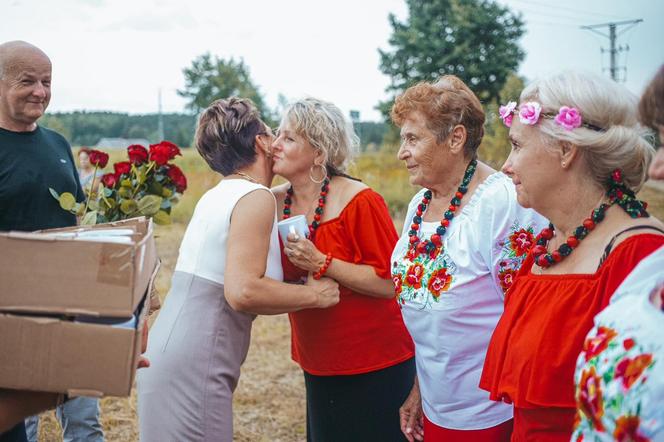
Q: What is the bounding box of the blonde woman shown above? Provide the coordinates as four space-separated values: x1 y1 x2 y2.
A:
272 98 415 441
481 71 664 441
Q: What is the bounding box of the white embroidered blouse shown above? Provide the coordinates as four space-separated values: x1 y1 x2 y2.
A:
572 245 664 442
391 172 548 430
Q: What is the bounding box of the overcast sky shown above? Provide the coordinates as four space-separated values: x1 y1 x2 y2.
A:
2 0 662 121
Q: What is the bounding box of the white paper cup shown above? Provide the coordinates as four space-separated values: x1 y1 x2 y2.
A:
277 215 308 243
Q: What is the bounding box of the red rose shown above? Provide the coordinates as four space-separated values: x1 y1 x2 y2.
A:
127 145 148 165
149 144 171 166
101 173 118 189
113 161 132 176
161 141 181 159
88 149 109 168
166 164 187 193
149 141 181 164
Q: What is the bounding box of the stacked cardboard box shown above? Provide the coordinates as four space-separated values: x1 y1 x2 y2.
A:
0 217 159 397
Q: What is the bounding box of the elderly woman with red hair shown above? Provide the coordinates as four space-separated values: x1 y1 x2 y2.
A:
390 75 547 442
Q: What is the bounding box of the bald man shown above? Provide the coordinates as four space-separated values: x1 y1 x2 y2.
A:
0 41 102 442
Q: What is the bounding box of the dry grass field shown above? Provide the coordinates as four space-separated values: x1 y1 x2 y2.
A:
33 148 664 441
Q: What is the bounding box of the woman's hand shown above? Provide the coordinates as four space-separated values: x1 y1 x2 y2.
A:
305 275 340 308
399 379 424 442
283 233 326 273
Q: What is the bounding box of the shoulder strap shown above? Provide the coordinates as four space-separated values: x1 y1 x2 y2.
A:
598 225 664 269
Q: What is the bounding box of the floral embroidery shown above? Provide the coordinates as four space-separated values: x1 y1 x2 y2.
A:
498 266 517 292
496 221 536 294
614 354 653 389
393 243 456 308
583 326 618 361
614 415 650 442
404 263 425 289
509 227 535 257
573 314 660 441
577 366 606 432
392 273 403 299
427 268 452 299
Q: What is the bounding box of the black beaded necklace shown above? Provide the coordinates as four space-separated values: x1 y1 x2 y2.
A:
532 169 650 269
407 159 477 258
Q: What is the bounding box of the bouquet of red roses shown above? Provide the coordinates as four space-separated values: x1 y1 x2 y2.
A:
51 141 187 225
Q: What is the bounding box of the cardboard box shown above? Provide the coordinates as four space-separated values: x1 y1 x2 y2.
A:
0 217 157 317
0 263 158 397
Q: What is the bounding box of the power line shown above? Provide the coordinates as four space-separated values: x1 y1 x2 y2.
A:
509 0 627 21
580 19 643 82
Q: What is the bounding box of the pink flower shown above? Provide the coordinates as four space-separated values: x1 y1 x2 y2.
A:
555 106 583 130
518 102 542 125
499 101 517 127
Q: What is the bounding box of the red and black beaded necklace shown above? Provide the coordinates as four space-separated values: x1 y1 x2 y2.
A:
532 169 650 269
407 158 477 258
282 177 331 239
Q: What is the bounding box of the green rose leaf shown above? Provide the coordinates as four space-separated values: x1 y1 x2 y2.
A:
81 210 98 225
103 187 114 198
149 182 163 195
58 192 76 211
137 195 162 216
88 199 100 211
120 199 138 215
153 210 172 225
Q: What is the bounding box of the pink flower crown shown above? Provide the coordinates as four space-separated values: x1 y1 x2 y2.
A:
498 101 603 131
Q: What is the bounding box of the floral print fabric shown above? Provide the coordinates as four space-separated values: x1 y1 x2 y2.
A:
573 246 664 442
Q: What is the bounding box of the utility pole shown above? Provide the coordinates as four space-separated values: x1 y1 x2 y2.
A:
157 88 165 141
581 19 642 82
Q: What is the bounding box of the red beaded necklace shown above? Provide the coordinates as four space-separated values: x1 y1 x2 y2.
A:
407 159 477 258
283 177 330 239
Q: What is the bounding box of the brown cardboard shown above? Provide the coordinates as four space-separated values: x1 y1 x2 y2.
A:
0 217 157 317
0 262 158 397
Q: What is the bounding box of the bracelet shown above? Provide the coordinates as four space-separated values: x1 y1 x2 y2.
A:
313 253 333 280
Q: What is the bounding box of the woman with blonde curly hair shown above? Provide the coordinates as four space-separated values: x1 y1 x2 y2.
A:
481 70 664 441
272 97 415 441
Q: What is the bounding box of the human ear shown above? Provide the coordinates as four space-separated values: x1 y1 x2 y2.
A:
448 125 467 155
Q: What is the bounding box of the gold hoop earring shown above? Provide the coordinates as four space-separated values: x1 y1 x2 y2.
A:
309 164 327 184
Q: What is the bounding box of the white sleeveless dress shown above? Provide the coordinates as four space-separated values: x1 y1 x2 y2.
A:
137 179 283 442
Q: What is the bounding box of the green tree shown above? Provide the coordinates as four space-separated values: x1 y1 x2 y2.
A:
178 53 268 118
378 0 525 117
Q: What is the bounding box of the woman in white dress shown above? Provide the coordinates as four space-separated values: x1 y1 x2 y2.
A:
137 97 339 442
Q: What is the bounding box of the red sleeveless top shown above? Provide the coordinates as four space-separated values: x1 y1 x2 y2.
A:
480 233 664 441
282 189 414 375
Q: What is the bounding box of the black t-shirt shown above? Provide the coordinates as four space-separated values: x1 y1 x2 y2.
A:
0 125 84 231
